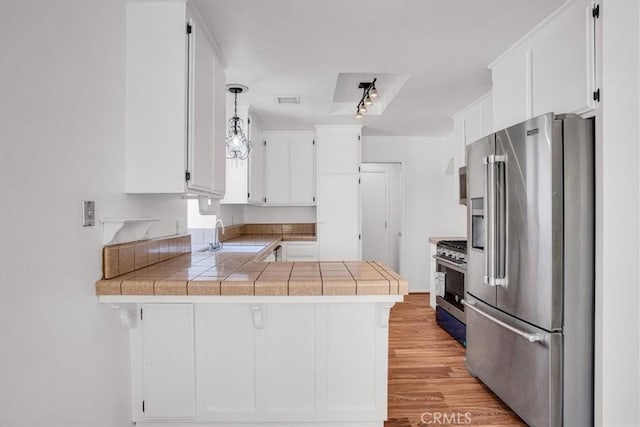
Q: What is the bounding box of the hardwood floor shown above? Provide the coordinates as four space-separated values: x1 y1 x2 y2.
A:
385 293 526 427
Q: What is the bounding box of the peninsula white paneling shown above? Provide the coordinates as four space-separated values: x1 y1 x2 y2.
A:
326 304 376 411
265 305 316 411
196 305 256 414
142 304 195 420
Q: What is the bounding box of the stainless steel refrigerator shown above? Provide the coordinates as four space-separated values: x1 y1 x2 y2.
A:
464 113 594 426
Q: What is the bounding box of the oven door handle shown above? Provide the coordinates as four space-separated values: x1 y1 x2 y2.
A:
462 299 542 343
433 255 467 273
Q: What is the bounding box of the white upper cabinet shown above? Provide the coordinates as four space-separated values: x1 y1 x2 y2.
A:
490 1 597 130
452 93 493 146
530 1 595 117
492 48 530 131
263 131 316 206
125 1 226 196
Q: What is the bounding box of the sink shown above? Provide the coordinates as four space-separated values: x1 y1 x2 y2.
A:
201 244 266 253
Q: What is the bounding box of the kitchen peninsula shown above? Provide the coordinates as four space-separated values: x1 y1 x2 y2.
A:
96 233 407 427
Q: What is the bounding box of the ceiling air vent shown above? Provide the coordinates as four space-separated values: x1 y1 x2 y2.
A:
276 96 300 105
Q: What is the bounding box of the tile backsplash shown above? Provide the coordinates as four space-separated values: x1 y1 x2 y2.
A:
188 223 316 245
102 234 191 279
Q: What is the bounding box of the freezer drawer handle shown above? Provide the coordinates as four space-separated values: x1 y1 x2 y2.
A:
461 299 542 343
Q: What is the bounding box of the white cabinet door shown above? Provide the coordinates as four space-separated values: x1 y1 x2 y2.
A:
492 46 531 131
248 115 265 204
212 51 226 196
125 2 225 196
316 127 361 174
531 1 595 116
263 131 316 205
284 242 317 261
142 304 196 420
317 174 360 261
125 2 187 194
264 133 290 204
186 14 215 194
289 134 316 204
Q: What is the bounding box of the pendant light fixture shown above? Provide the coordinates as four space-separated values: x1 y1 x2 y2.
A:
355 78 378 118
226 84 252 160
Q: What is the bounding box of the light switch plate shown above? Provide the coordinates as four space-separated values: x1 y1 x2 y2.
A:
82 200 95 227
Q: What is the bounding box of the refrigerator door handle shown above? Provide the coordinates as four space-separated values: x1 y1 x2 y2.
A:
462 299 542 343
494 155 508 287
482 157 492 285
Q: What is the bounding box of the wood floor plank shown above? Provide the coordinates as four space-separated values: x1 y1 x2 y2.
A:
385 293 525 427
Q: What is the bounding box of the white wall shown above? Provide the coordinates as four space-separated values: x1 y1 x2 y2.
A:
362 137 466 292
595 1 640 425
243 206 316 223
0 1 186 425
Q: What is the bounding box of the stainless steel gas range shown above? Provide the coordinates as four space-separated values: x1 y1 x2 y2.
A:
434 240 467 346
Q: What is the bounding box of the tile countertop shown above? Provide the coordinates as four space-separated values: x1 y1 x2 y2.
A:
96 234 408 297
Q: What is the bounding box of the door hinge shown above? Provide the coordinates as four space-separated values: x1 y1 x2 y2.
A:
358 166 361 172
140 308 143 320
313 196 316 202
357 135 361 141
358 234 362 240
264 197 267 203
263 140 267 146
358 178 361 184
592 4 600 19
385 221 388 229
248 192 250 198
593 88 600 102
247 117 251 125
185 171 191 181
312 139 315 145
142 400 145 413
186 23 192 34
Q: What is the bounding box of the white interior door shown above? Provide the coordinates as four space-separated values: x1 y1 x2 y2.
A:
361 171 388 264
360 163 403 272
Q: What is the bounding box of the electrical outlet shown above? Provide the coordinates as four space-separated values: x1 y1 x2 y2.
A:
82 201 95 227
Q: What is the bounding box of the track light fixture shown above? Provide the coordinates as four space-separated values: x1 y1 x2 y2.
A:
355 78 378 118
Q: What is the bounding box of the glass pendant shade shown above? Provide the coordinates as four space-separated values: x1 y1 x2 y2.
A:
369 86 378 98
364 95 373 106
225 85 252 160
226 115 251 160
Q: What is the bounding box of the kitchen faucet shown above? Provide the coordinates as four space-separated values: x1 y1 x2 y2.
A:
210 219 225 250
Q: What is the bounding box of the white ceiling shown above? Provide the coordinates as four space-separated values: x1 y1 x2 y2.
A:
194 0 565 136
